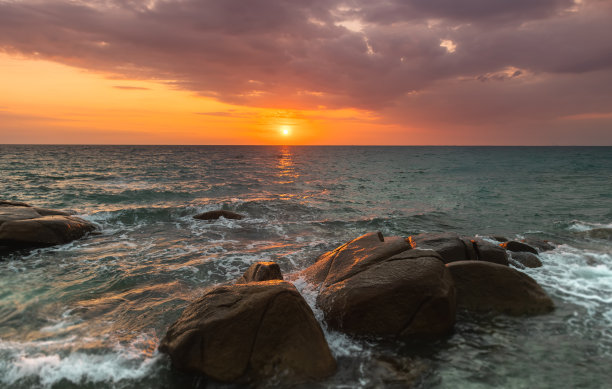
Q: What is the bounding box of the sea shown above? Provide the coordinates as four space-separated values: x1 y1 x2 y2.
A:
0 145 611 388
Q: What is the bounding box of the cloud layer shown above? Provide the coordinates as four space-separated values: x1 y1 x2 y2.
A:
1 0 611 141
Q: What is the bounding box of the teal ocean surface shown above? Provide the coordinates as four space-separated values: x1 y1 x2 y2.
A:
1 145 611 388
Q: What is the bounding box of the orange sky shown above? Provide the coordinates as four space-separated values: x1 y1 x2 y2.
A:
1 0 611 145
0 53 407 145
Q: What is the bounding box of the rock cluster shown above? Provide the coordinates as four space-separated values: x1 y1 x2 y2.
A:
303 231 553 339
159 231 555 386
0 200 95 253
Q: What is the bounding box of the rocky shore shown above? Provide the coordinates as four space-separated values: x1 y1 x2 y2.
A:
0 201 556 386
0 200 96 254
160 230 555 386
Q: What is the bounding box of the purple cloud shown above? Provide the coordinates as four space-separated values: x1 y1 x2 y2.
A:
0 0 611 142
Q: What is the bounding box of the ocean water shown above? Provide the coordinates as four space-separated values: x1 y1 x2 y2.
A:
0 145 611 388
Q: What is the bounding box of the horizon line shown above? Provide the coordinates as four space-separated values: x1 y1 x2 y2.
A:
1 144 611 147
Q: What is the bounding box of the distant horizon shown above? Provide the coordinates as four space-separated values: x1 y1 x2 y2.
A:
1 144 611 147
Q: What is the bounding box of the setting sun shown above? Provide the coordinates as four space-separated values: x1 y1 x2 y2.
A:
281 126 291 136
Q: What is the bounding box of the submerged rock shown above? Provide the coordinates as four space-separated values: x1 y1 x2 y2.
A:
236 261 283 284
0 202 95 251
522 238 555 252
304 232 456 339
159 281 336 385
510 252 543 268
447 261 553 315
193 210 244 220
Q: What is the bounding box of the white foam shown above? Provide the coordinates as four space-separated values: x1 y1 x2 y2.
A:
568 220 612 232
0 336 161 387
292 277 371 359
525 244 612 353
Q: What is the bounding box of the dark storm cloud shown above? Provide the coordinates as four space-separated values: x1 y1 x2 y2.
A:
0 0 611 134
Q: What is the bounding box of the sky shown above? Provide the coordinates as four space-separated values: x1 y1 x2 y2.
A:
0 0 611 145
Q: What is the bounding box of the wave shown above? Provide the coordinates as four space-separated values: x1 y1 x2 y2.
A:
523 244 612 355
0 336 161 388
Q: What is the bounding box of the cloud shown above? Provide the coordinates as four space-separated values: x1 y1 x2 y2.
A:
0 0 611 138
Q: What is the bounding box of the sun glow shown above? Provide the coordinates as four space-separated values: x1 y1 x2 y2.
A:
281 126 291 136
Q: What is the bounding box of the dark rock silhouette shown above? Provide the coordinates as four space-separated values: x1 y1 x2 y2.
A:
193 210 244 220
511 252 543 268
522 238 555 252
159 280 336 385
500 241 538 255
473 239 509 266
447 261 553 315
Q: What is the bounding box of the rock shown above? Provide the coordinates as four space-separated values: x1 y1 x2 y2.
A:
511 252 542 268
0 206 41 224
473 239 509 266
447 261 553 315
0 215 96 248
522 238 555 252
193 210 244 220
500 241 538 255
304 232 455 339
32 208 72 216
408 233 507 265
304 231 411 286
0 200 31 207
236 262 283 284
577 228 612 241
159 281 336 384
408 232 476 263
370 355 429 388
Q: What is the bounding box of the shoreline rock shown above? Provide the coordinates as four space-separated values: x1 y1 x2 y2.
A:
447 261 554 315
0 201 95 252
159 280 336 385
304 232 456 339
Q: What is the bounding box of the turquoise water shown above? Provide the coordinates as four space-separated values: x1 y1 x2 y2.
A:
0 145 611 388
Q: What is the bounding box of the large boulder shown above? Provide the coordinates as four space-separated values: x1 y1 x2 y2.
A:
0 203 95 251
193 210 244 220
159 281 336 385
447 261 553 315
236 261 283 284
304 232 456 339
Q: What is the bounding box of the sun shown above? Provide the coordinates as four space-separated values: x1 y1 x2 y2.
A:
280 125 291 136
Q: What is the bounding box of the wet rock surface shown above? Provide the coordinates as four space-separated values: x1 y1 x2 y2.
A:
447 261 554 315
0 201 95 252
159 280 336 385
510 251 543 268
500 240 539 255
304 232 456 339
